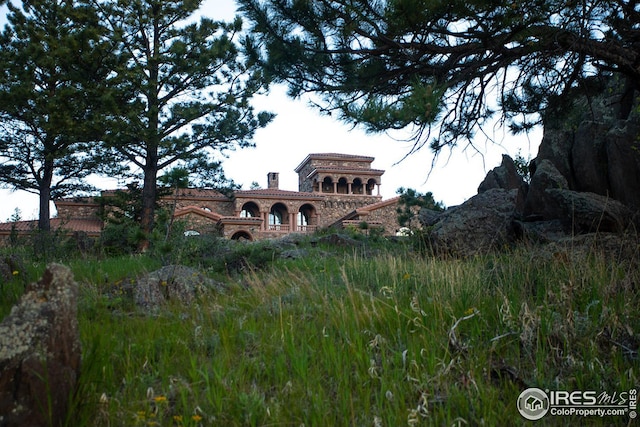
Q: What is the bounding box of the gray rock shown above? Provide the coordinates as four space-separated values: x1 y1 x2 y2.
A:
545 189 635 233
134 265 225 311
0 264 80 427
418 208 443 227
478 154 527 193
524 159 569 220
426 189 520 256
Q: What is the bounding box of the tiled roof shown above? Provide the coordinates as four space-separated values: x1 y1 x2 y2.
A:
235 188 324 200
171 188 230 200
333 197 401 222
294 153 375 171
0 218 103 235
355 196 401 213
173 206 223 221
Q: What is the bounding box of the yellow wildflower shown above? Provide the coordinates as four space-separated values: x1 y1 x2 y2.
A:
192 414 203 422
402 273 410 280
153 395 167 403
173 415 183 423
12 270 19 276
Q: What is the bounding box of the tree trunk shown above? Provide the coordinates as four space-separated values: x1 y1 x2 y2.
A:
139 160 158 252
38 158 54 232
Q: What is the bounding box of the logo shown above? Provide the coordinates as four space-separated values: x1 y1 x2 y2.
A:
518 388 550 420
518 387 637 420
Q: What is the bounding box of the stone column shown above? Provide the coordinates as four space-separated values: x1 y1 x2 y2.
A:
289 212 296 231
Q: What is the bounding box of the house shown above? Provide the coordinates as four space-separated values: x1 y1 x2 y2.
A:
0 153 404 243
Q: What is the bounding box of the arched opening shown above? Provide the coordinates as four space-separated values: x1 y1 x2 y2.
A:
297 203 316 232
352 178 363 194
231 230 253 241
366 179 377 195
321 176 334 193
240 201 260 218
337 177 348 194
269 203 289 231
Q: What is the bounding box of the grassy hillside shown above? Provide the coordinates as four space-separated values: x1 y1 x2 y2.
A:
1 232 638 426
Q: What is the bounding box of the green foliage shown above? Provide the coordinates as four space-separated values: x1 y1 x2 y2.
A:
240 0 639 151
0 0 119 232
513 150 532 184
99 0 274 238
396 187 445 227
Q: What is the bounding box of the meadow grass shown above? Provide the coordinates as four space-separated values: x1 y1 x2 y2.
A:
1 235 638 426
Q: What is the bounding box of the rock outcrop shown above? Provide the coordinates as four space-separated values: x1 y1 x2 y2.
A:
0 264 80 427
425 189 521 256
419 79 639 256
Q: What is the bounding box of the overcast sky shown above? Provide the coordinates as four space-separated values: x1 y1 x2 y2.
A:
0 0 541 222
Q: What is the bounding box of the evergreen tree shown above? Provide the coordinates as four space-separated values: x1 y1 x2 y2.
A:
239 0 639 152
0 0 116 231
97 0 273 249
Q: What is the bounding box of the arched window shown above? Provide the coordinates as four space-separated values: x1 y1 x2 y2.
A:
352 178 363 194
366 179 377 195
240 202 259 218
322 176 333 193
337 177 348 194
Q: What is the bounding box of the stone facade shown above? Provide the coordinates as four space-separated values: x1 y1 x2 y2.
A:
0 153 406 242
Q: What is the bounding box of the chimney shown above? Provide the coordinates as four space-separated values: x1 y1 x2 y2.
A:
267 172 279 189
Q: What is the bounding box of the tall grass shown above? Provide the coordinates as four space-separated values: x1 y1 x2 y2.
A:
62 241 640 426
2 236 638 425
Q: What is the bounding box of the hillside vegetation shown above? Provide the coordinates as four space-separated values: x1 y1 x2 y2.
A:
1 231 639 426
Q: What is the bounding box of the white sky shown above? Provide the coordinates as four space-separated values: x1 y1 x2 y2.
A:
0 0 541 221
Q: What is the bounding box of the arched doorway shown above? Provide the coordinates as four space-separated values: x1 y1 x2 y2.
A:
269 203 289 231
231 230 253 241
297 203 317 232
352 178 364 194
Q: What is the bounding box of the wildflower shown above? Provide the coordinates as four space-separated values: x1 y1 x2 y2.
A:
464 307 476 316
173 415 183 423
402 273 410 280
153 395 167 403
192 414 202 422
12 270 18 276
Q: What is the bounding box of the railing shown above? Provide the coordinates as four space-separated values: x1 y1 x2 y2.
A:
267 224 290 232
267 224 318 233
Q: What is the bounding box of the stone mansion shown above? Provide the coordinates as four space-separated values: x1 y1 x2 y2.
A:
0 153 404 242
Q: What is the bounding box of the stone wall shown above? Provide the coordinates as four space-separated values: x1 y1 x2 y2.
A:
358 201 401 235
317 195 382 226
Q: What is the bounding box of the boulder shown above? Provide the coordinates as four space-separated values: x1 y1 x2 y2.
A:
418 208 443 227
478 154 527 193
0 264 80 427
425 189 520 257
544 189 635 233
605 122 640 209
134 265 225 311
524 159 569 220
